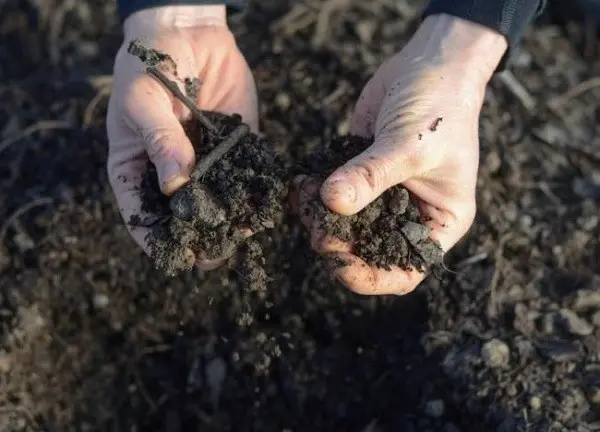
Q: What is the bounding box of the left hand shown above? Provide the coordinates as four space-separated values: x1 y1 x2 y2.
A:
291 15 507 295
106 5 258 270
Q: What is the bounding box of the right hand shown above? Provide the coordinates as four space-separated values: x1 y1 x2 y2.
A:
106 5 258 270
291 15 507 295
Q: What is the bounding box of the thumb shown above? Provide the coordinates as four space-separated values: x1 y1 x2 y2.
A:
124 78 196 196
320 136 421 216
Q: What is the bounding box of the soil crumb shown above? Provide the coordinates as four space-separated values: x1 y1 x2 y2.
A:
135 111 289 278
301 135 444 276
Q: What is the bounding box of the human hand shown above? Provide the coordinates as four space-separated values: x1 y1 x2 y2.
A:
107 5 258 270
293 15 508 295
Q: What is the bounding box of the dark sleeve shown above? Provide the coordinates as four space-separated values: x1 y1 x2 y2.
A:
423 0 547 70
117 0 245 22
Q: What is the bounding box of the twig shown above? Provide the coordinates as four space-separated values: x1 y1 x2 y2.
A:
496 71 536 113
146 66 219 135
456 252 489 269
87 75 113 90
0 121 72 155
190 124 250 181
0 198 53 259
312 0 349 48
488 234 511 319
83 86 111 127
126 215 170 228
550 76 600 107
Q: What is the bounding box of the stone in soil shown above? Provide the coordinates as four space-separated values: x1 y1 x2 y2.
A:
481 338 510 369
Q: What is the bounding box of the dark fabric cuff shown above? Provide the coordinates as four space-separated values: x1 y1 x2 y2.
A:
117 0 245 22
423 0 546 71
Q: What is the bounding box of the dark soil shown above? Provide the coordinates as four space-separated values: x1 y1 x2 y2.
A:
301 134 444 274
137 111 289 280
3 0 600 431
137 64 440 282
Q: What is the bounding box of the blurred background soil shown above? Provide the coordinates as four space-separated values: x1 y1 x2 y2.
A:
2 0 600 431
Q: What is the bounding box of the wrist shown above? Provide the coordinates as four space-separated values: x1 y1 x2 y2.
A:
404 14 508 89
123 5 227 38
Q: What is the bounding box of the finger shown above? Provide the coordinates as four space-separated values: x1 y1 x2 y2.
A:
123 74 196 196
320 136 423 216
415 198 475 254
327 252 426 296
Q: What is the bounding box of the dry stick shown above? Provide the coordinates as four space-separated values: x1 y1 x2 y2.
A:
0 121 72 155
190 123 250 181
146 66 219 135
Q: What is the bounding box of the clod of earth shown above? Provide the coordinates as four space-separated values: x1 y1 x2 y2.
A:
299 134 444 276
136 111 289 278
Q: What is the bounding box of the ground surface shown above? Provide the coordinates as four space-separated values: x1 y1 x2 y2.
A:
1 0 600 431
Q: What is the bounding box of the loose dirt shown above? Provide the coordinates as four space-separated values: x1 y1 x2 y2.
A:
2 0 600 431
135 59 442 284
300 134 444 275
137 111 289 280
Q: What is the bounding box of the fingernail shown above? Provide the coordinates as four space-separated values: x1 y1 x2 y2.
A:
159 160 181 186
322 179 357 204
159 160 188 195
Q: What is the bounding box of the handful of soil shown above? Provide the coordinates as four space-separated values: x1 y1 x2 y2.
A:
301 135 444 277
137 112 289 277
128 41 443 282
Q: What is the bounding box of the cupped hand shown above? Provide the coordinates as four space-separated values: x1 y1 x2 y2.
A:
292 15 508 295
107 6 258 270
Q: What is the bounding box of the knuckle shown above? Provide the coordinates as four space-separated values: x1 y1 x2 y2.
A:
351 153 399 191
143 126 175 161
122 78 149 112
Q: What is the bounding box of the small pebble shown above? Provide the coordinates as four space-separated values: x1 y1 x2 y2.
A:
529 395 542 410
514 338 535 360
424 399 445 418
481 338 510 369
93 293 109 309
275 92 291 110
556 309 593 336
356 20 376 43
